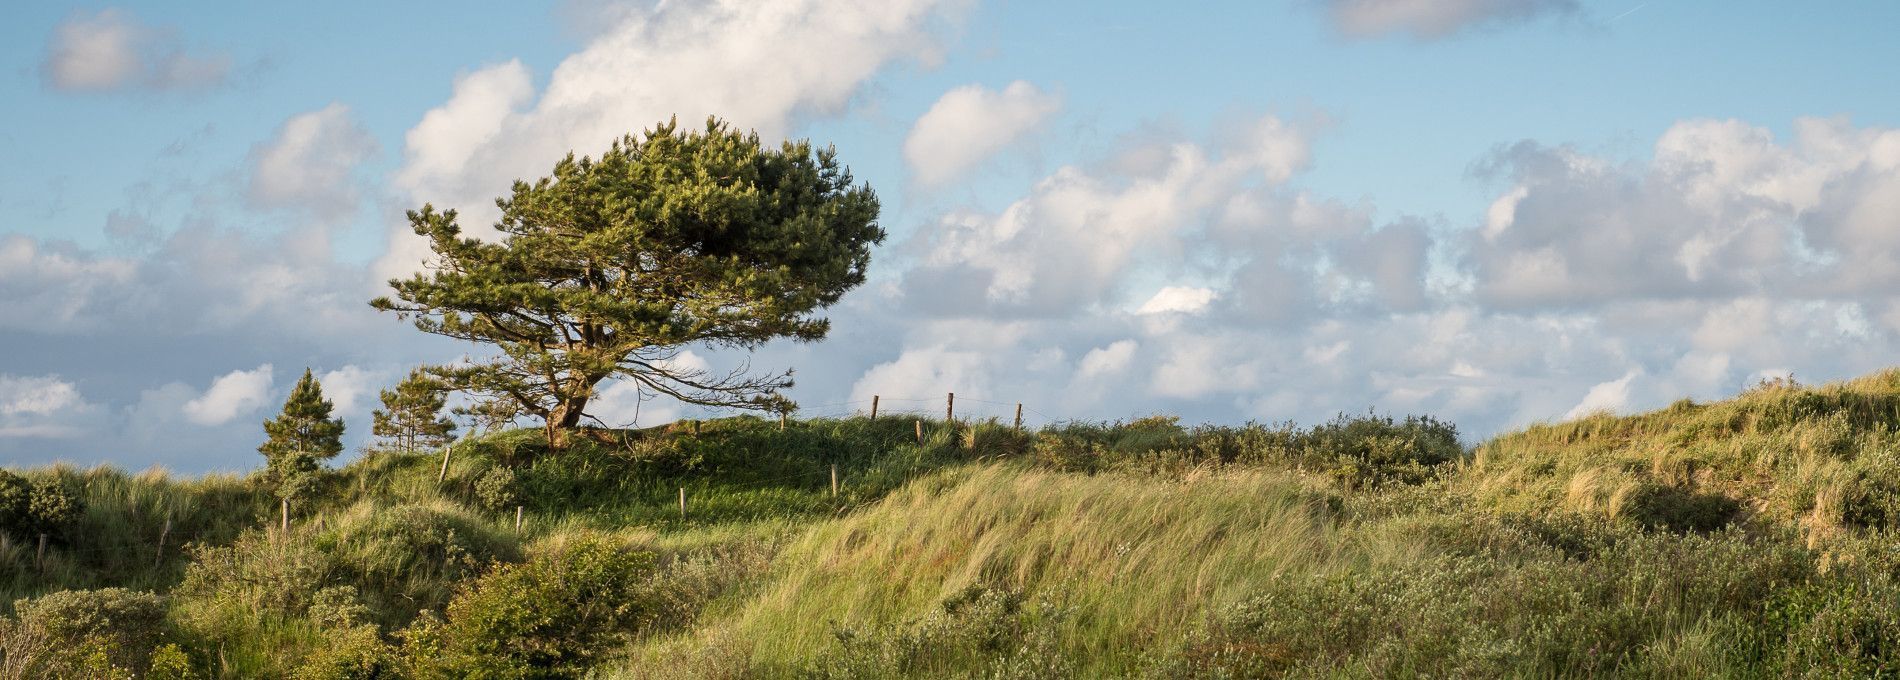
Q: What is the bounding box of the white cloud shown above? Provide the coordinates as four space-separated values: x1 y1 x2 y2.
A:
0 375 84 418
0 236 138 332
1564 370 1640 420
849 347 991 407
1468 117 1900 308
1077 340 1138 380
183 365 275 426
1137 287 1218 315
319 365 383 418
0 374 96 439
40 9 231 92
904 81 1062 187
1326 0 1578 40
382 0 969 278
247 104 379 216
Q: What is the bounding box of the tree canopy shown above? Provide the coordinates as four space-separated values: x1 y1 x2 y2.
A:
372 118 883 448
259 369 345 499
372 368 457 454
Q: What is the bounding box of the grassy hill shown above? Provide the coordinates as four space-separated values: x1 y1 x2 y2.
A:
7 375 1900 677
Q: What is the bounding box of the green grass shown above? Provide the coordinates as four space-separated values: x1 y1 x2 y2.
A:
10 376 1900 677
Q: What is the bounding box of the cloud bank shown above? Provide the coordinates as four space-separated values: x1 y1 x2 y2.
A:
40 9 232 93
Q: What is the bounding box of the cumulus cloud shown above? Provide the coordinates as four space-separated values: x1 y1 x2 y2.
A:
247 104 379 216
183 364 275 426
904 81 1062 187
1564 369 1640 419
40 9 232 92
1077 340 1139 380
1137 287 1218 315
1325 0 1578 40
382 0 969 278
0 374 96 438
898 114 1415 319
319 365 384 418
1467 117 1900 309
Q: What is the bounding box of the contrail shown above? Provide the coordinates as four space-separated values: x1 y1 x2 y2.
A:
1609 3 1650 22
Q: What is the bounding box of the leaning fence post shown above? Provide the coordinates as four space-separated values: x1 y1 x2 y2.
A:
870 395 880 420
438 444 453 483
35 534 46 573
154 515 173 568
1014 403 1024 430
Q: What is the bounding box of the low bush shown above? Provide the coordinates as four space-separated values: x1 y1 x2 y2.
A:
403 534 666 679
6 587 170 676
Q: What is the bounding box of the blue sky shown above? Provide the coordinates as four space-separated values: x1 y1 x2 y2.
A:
4 0 1900 472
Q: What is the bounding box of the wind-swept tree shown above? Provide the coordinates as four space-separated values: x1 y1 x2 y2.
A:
372 368 457 453
372 118 883 448
259 369 345 499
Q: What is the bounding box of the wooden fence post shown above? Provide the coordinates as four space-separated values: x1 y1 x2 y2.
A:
915 420 924 444
1014 403 1024 430
870 395 879 420
831 464 839 498
514 506 524 534
35 534 46 573
679 487 687 519
280 498 289 533
438 445 453 483
947 392 955 422
154 516 172 568
780 411 788 431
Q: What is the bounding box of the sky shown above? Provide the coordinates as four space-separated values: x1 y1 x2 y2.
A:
4 0 1900 472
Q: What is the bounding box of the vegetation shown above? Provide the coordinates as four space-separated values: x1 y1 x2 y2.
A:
371 370 456 455
371 118 885 448
259 370 346 501
8 371 1900 676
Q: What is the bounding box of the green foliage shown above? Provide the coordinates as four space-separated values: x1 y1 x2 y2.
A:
12 587 168 674
404 534 664 679
372 368 457 454
372 118 884 448
812 585 1076 680
1028 411 1461 487
472 465 519 512
179 502 518 632
261 369 347 500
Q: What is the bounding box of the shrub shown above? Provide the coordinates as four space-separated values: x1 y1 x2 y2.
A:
0 472 27 536
403 534 664 679
473 466 519 512
291 624 401 680
12 587 168 673
323 502 520 625
810 584 1076 679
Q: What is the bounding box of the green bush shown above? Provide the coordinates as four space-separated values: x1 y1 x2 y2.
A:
12 587 168 673
473 466 519 512
403 535 665 679
322 502 519 626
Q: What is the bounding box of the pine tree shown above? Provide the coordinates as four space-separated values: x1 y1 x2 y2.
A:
259 369 345 500
372 369 456 453
373 118 883 449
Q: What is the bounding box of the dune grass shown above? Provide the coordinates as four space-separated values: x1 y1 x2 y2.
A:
11 376 1900 676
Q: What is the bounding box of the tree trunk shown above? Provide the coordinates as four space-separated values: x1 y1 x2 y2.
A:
544 395 590 449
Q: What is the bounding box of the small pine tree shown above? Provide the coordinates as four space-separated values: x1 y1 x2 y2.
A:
372 369 456 453
259 369 345 500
